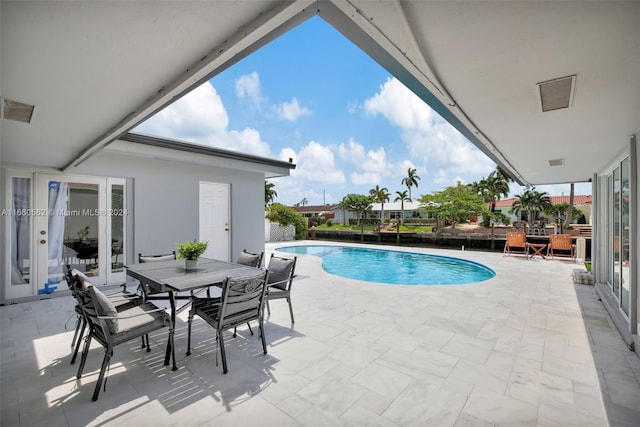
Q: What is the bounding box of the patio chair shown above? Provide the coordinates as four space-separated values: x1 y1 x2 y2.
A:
547 234 576 260
75 282 170 401
64 266 142 364
137 251 176 299
236 249 263 268
503 232 529 257
265 254 297 323
186 270 269 374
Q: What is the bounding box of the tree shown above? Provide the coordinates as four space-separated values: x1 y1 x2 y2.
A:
336 197 348 226
471 170 510 212
511 188 551 225
394 190 410 226
369 185 390 226
342 193 373 242
419 183 487 230
471 170 510 249
401 167 420 200
545 202 583 232
299 197 308 207
265 181 277 206
563 183 575 231
265 203 307 240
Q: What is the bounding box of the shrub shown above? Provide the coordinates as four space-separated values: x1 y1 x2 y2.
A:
266 203 308 240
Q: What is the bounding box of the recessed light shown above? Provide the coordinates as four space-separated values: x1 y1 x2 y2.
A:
548 158 565 167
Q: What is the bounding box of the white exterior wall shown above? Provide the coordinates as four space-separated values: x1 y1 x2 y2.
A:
73 151 266 265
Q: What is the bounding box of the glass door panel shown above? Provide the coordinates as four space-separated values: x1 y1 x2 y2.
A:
612 168 620 297
6 175 34 299
36 175 106 292
107 180 126 284
620 157 630 315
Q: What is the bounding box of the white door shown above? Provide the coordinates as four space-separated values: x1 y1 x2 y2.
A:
199 182 230 261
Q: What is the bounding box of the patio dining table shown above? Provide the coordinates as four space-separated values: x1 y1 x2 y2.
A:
125 257 262 371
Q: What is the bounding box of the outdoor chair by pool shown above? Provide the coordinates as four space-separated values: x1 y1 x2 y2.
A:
547 234 576 260
503 232 529 257
64 266 142 365
236 249 263 268
75 282 170 401
265 254 297 323
186 270 269 374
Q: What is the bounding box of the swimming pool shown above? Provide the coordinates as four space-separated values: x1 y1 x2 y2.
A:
275 245 495 285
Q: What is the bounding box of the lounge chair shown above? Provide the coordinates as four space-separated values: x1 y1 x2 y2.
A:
503 232 529 257
547 234 576 260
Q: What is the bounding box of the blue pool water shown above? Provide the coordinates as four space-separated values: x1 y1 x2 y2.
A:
275 245 495 285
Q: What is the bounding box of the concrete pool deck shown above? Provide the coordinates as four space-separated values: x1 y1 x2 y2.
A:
2 241 639 426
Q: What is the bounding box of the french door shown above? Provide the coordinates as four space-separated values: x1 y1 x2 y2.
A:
5 172 126 299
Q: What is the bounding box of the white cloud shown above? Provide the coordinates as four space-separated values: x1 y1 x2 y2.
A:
235 72 264 106
136 81 228 138
293 141 345 184
338 138 391 185
134 81 271 156
273 97 311 121
364 77 494 182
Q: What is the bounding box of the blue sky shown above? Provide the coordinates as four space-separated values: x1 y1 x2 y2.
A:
136 16 590 206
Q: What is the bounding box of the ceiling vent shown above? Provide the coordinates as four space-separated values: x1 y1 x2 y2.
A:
537 75 576 112
1 98 36 123
548 158 565 167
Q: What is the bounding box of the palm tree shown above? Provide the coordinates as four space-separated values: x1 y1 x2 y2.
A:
471 171 509 249
401 168 420 200
394 190 410 226
265 181 277 206
563 183 575 232
369 185 390 227
394 190 410 243
299 197 308 207
336 197 348 225
511 188 551 225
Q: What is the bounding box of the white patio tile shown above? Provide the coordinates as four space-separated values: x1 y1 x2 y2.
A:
2 241 639 426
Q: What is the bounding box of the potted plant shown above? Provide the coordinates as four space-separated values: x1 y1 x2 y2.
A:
176 240 208 270
77 225 90 241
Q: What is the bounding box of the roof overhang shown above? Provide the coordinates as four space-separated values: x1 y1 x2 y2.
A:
110 133 295 179
2 1 638 186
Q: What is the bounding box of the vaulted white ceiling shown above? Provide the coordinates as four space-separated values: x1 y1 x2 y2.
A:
2 1 638 186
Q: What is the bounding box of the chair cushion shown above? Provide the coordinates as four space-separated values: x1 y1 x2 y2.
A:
139 254 175 263
69 268 90 290
267 257 294 290
237 251 261 267
88 286 119 334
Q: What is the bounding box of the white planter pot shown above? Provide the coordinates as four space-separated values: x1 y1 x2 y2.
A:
185 259 198 270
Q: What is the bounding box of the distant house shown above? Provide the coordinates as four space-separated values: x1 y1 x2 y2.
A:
492 195 592 224
331 201 428 225
291 205 336 225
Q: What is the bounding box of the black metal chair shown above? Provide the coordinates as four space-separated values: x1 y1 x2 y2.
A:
64 266 142 364
236 249 263 268
75 282 170 401
186 270 269 374
136 252 176 299
265 254 297 323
